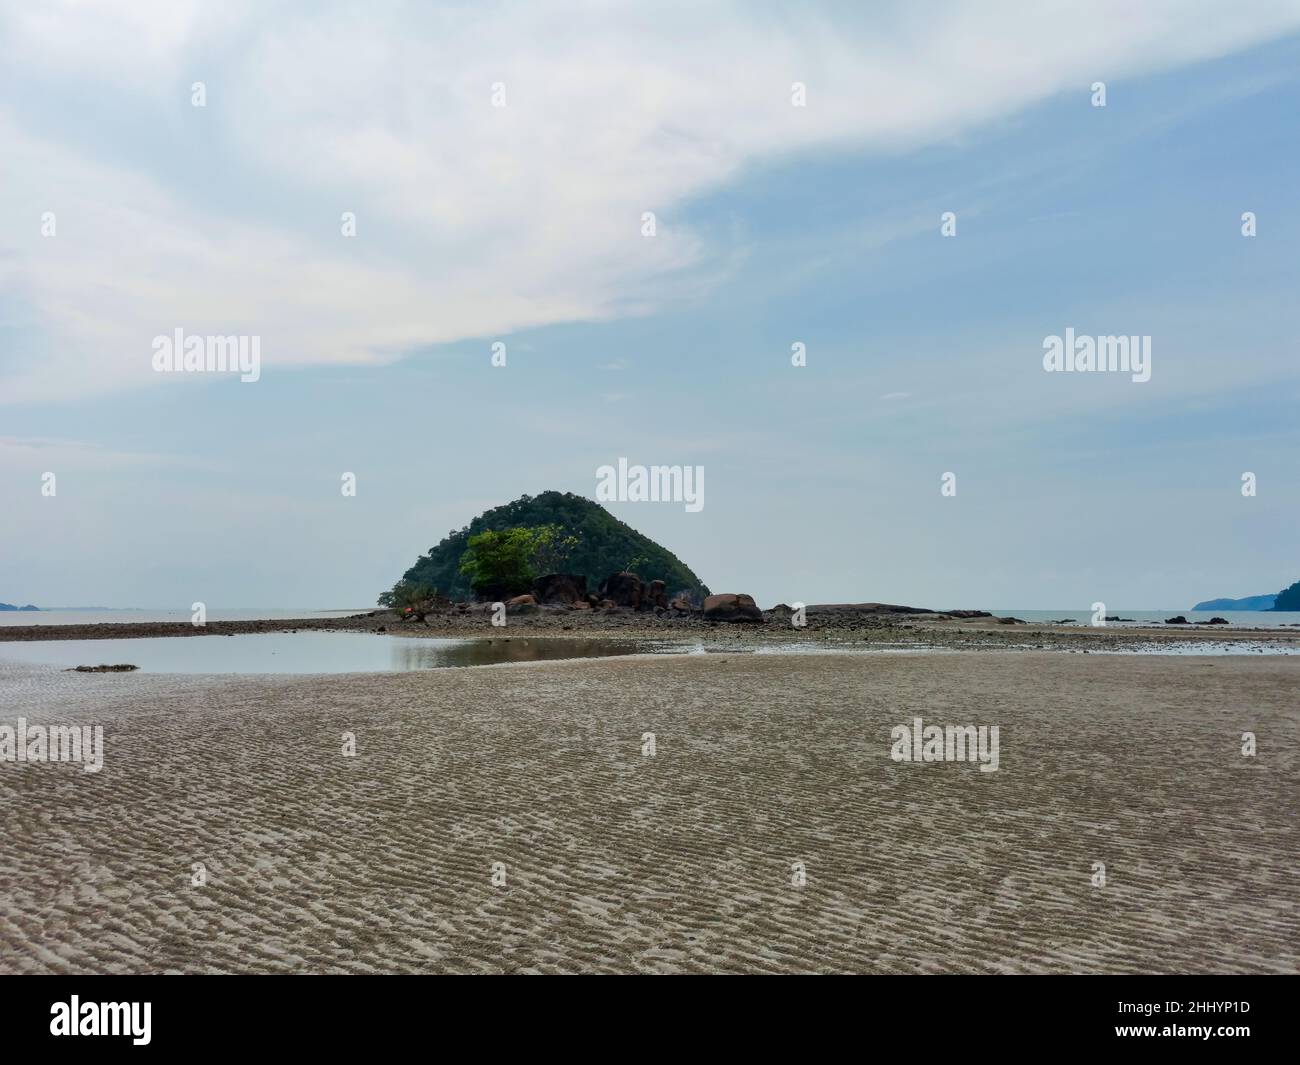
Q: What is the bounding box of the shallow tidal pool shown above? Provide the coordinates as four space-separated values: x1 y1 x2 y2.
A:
0 632 656 675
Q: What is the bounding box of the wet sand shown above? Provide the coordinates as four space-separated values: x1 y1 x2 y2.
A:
1 651 1297 973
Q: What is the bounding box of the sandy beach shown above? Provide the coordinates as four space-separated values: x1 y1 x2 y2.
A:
2 650 1296 974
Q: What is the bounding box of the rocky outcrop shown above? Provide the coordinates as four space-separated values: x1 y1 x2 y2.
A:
1165 615 1188 625
803 602 934 616
703 593 764 622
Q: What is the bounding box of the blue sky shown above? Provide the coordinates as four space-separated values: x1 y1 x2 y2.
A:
2 2 1298 609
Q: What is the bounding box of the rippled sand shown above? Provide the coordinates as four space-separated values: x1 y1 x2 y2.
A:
1 652 1296 973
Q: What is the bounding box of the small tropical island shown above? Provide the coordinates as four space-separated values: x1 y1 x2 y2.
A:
375 490 752 618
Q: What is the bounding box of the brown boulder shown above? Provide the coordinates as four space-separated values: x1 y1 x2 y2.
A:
599 572 644 609
703 593 764 622
505 594 538 614
534 573 588 605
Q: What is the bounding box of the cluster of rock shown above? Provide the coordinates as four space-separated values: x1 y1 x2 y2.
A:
66 663 139 672
495 573 763 622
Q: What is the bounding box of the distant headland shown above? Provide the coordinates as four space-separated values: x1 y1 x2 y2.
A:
0 602 40 611
1191 594 1276 611
1193 579 1300 612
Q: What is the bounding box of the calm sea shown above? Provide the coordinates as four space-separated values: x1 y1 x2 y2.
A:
1002 609 1300 628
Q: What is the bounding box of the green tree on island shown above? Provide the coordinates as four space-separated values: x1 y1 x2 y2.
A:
376 580 443 623
455 524 580 600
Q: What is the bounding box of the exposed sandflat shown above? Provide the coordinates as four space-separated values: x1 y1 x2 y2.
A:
1 651 1296 973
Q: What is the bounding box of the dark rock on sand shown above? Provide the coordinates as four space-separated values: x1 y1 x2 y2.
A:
1165 615 1189 625
67 664 139 672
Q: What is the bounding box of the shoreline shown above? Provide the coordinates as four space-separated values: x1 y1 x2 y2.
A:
3 607 1299 655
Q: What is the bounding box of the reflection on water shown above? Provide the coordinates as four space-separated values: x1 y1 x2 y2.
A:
0 632 651 675
391 637 647 669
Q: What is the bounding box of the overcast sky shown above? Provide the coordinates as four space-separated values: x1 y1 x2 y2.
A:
3 1 1299 609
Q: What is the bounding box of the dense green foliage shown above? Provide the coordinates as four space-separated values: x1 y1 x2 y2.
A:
385 491 709 601
458 528 544 599
1271 579 1300 611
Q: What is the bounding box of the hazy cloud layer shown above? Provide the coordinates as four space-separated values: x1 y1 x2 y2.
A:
5 0 1300 402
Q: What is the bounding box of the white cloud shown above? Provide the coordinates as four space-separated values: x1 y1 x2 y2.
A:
3 0 1300 402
